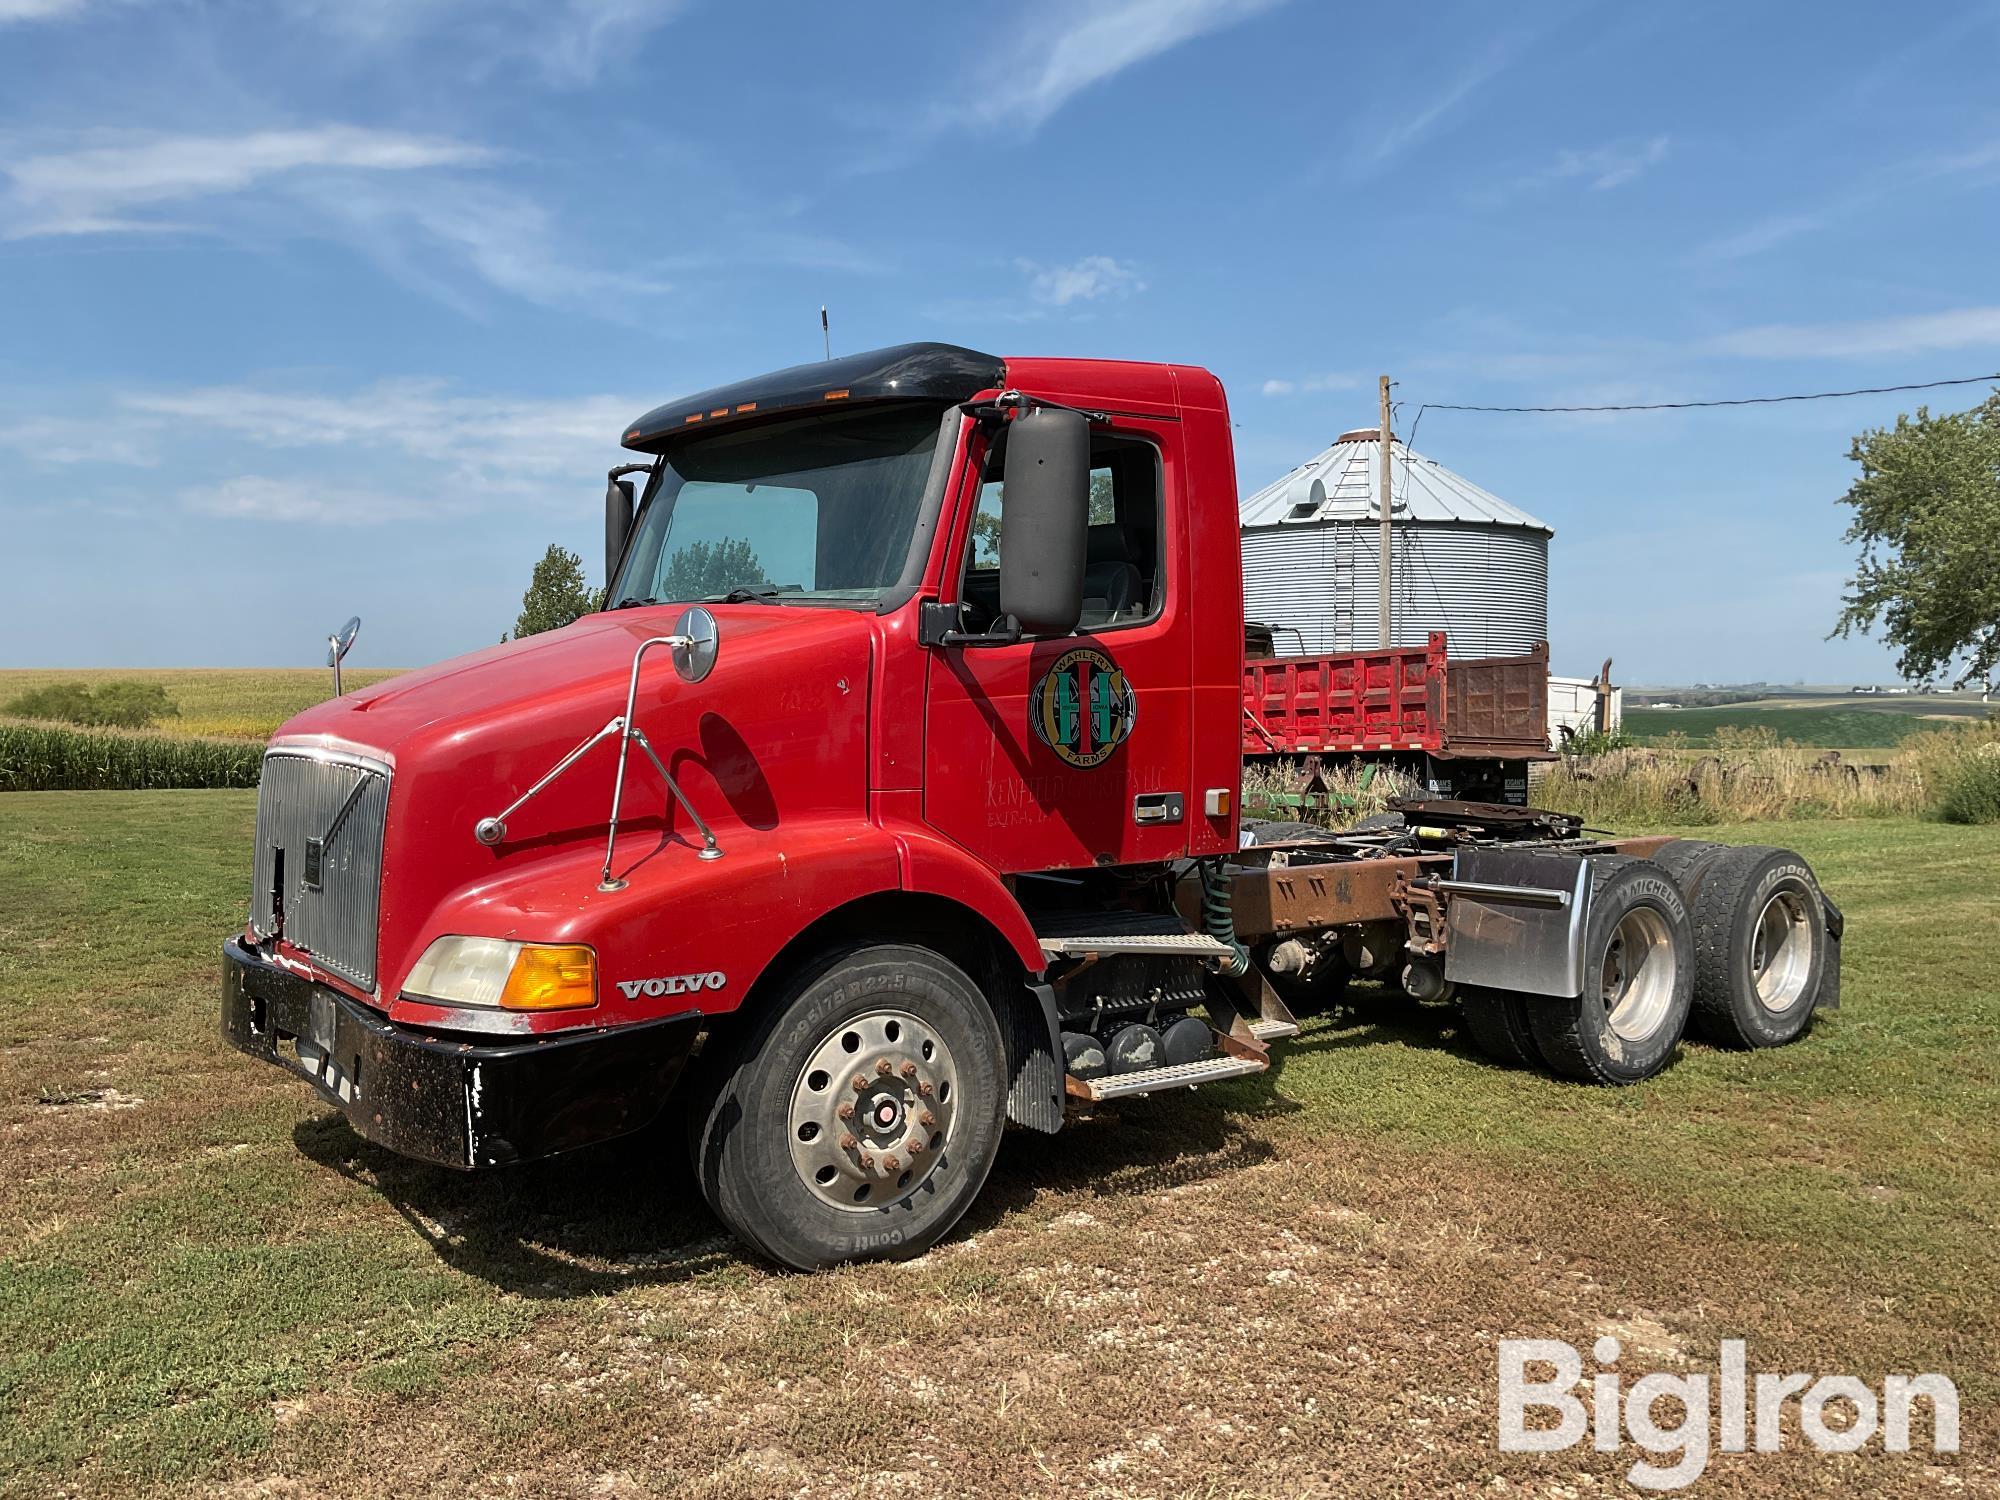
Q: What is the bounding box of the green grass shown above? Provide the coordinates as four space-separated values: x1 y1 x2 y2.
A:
1626 701 1990 747
0 669 404 741
1 795 1995 1495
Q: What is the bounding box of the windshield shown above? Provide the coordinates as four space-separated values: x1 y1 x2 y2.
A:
610 404 947 608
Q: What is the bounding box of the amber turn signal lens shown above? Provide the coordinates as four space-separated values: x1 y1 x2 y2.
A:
499 945 597 1011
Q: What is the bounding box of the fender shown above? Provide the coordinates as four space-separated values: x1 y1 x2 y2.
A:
384 816 1048 1036
386 818 905 1034
886 821 1048 976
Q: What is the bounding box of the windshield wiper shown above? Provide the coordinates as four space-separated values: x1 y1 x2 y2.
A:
608 596 656 610
710 586 782 605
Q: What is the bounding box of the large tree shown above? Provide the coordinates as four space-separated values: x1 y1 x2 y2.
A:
1834 390 2000 690
513 544 604 638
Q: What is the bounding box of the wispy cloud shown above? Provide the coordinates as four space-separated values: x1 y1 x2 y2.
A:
1261 373 1362 397
1 126 492 238
0 126 661 312
1707 306 2000 360
1348 36 1523 179
1562 135 1671 190
101 378 653 525
1691 210 1829 265
1019 255 1144 307
0 0 88 21
122 379 646 504
0 413 157 466
1692 136 2000 264
279 0 689 87
942 0 1285 133
178 475 458 525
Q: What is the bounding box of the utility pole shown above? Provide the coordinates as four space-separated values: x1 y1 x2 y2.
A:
1378 374 1393 650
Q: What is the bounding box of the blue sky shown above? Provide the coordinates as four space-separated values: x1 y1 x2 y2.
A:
2 0 1997 684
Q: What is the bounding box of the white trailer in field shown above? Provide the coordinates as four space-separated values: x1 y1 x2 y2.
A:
1549 669 1622 746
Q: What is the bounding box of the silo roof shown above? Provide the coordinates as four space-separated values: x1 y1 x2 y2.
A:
1239 429 1552 535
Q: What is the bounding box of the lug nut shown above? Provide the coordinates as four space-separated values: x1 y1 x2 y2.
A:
858 1152 874 1169
918 1109 936 1128
839 1133 858 1151
852 1074 869 1092
899 1060 918 1078
882 1154 900 1172
917 1080 934 1097
836 1101 855 1121
875 1058 894 1076
906 1136 925 1157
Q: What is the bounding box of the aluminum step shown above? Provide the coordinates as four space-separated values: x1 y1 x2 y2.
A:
1077 1053 1268 1101
1247 1016 1301 1042
1040 931 1238 958
1033 909 1235 959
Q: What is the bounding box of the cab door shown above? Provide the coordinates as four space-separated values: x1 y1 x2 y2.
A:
920 416 1192 873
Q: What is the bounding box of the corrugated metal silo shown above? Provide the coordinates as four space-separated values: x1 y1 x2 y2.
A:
1239 428 1551 657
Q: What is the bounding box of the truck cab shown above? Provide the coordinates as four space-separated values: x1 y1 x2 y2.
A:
222 342 1840 1271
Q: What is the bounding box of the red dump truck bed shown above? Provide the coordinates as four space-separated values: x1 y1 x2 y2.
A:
1241 631 1552 761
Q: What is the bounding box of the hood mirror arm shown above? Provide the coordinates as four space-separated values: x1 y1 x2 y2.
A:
472 627 726 880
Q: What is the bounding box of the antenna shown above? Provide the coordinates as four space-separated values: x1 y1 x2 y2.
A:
821 305 830 361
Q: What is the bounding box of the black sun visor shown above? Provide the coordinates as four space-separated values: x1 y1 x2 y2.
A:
621 342 1005 452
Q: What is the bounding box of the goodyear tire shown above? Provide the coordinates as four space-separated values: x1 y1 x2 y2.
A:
689 943 1006 1271
1528 856 1693 1085
1685 846 1828 1048
1458 986 1547 1069
1649 839 1726 900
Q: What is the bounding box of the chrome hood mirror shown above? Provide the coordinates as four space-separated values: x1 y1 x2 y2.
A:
671 605 719 683
326 616 361 696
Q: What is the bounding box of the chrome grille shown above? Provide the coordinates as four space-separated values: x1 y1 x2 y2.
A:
248 749 390 990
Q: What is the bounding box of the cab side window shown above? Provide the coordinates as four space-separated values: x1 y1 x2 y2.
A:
962 431 1161 632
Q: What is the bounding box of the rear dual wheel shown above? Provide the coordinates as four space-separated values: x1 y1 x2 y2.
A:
1649 840 1830 1048
1528 856 1694 1084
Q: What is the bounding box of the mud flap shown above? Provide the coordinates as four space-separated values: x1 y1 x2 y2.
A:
1003 980 1065 1134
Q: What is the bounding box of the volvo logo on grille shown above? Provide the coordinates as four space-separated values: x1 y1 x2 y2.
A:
616 972 727 1000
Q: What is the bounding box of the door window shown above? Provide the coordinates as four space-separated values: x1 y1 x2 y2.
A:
960 430 1162 632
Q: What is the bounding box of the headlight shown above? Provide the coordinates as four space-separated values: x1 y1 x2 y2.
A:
403 937 597 1011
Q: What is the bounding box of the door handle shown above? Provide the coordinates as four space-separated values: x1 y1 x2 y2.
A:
1133 793 1184 825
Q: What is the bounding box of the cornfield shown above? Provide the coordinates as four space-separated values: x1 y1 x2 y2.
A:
0 722 263 792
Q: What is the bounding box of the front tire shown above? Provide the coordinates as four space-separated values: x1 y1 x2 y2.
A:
1528 856 1694 1085
690 944 1006 1271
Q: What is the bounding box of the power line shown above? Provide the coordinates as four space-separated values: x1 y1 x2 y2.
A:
1414 371 2000 416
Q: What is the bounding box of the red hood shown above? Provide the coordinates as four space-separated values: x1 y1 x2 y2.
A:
281 605 867 754
267 603 879 1000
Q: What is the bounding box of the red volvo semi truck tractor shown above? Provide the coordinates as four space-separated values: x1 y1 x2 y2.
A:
221 343 1842 1271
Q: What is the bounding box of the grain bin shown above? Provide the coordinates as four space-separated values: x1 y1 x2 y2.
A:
1239 428 1551 657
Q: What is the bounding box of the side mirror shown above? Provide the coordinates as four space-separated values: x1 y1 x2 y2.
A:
326 615 361 697
998 407 1089 637
605 475 636 588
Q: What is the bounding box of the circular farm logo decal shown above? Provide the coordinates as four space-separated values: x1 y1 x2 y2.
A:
1031 647 1135 768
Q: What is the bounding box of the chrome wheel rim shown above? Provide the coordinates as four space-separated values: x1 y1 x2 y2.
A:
1601 906 1677 1042
788 1010 957 1213
1750 888 1814 1014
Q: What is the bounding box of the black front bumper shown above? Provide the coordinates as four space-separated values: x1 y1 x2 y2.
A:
221 937 701 1169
